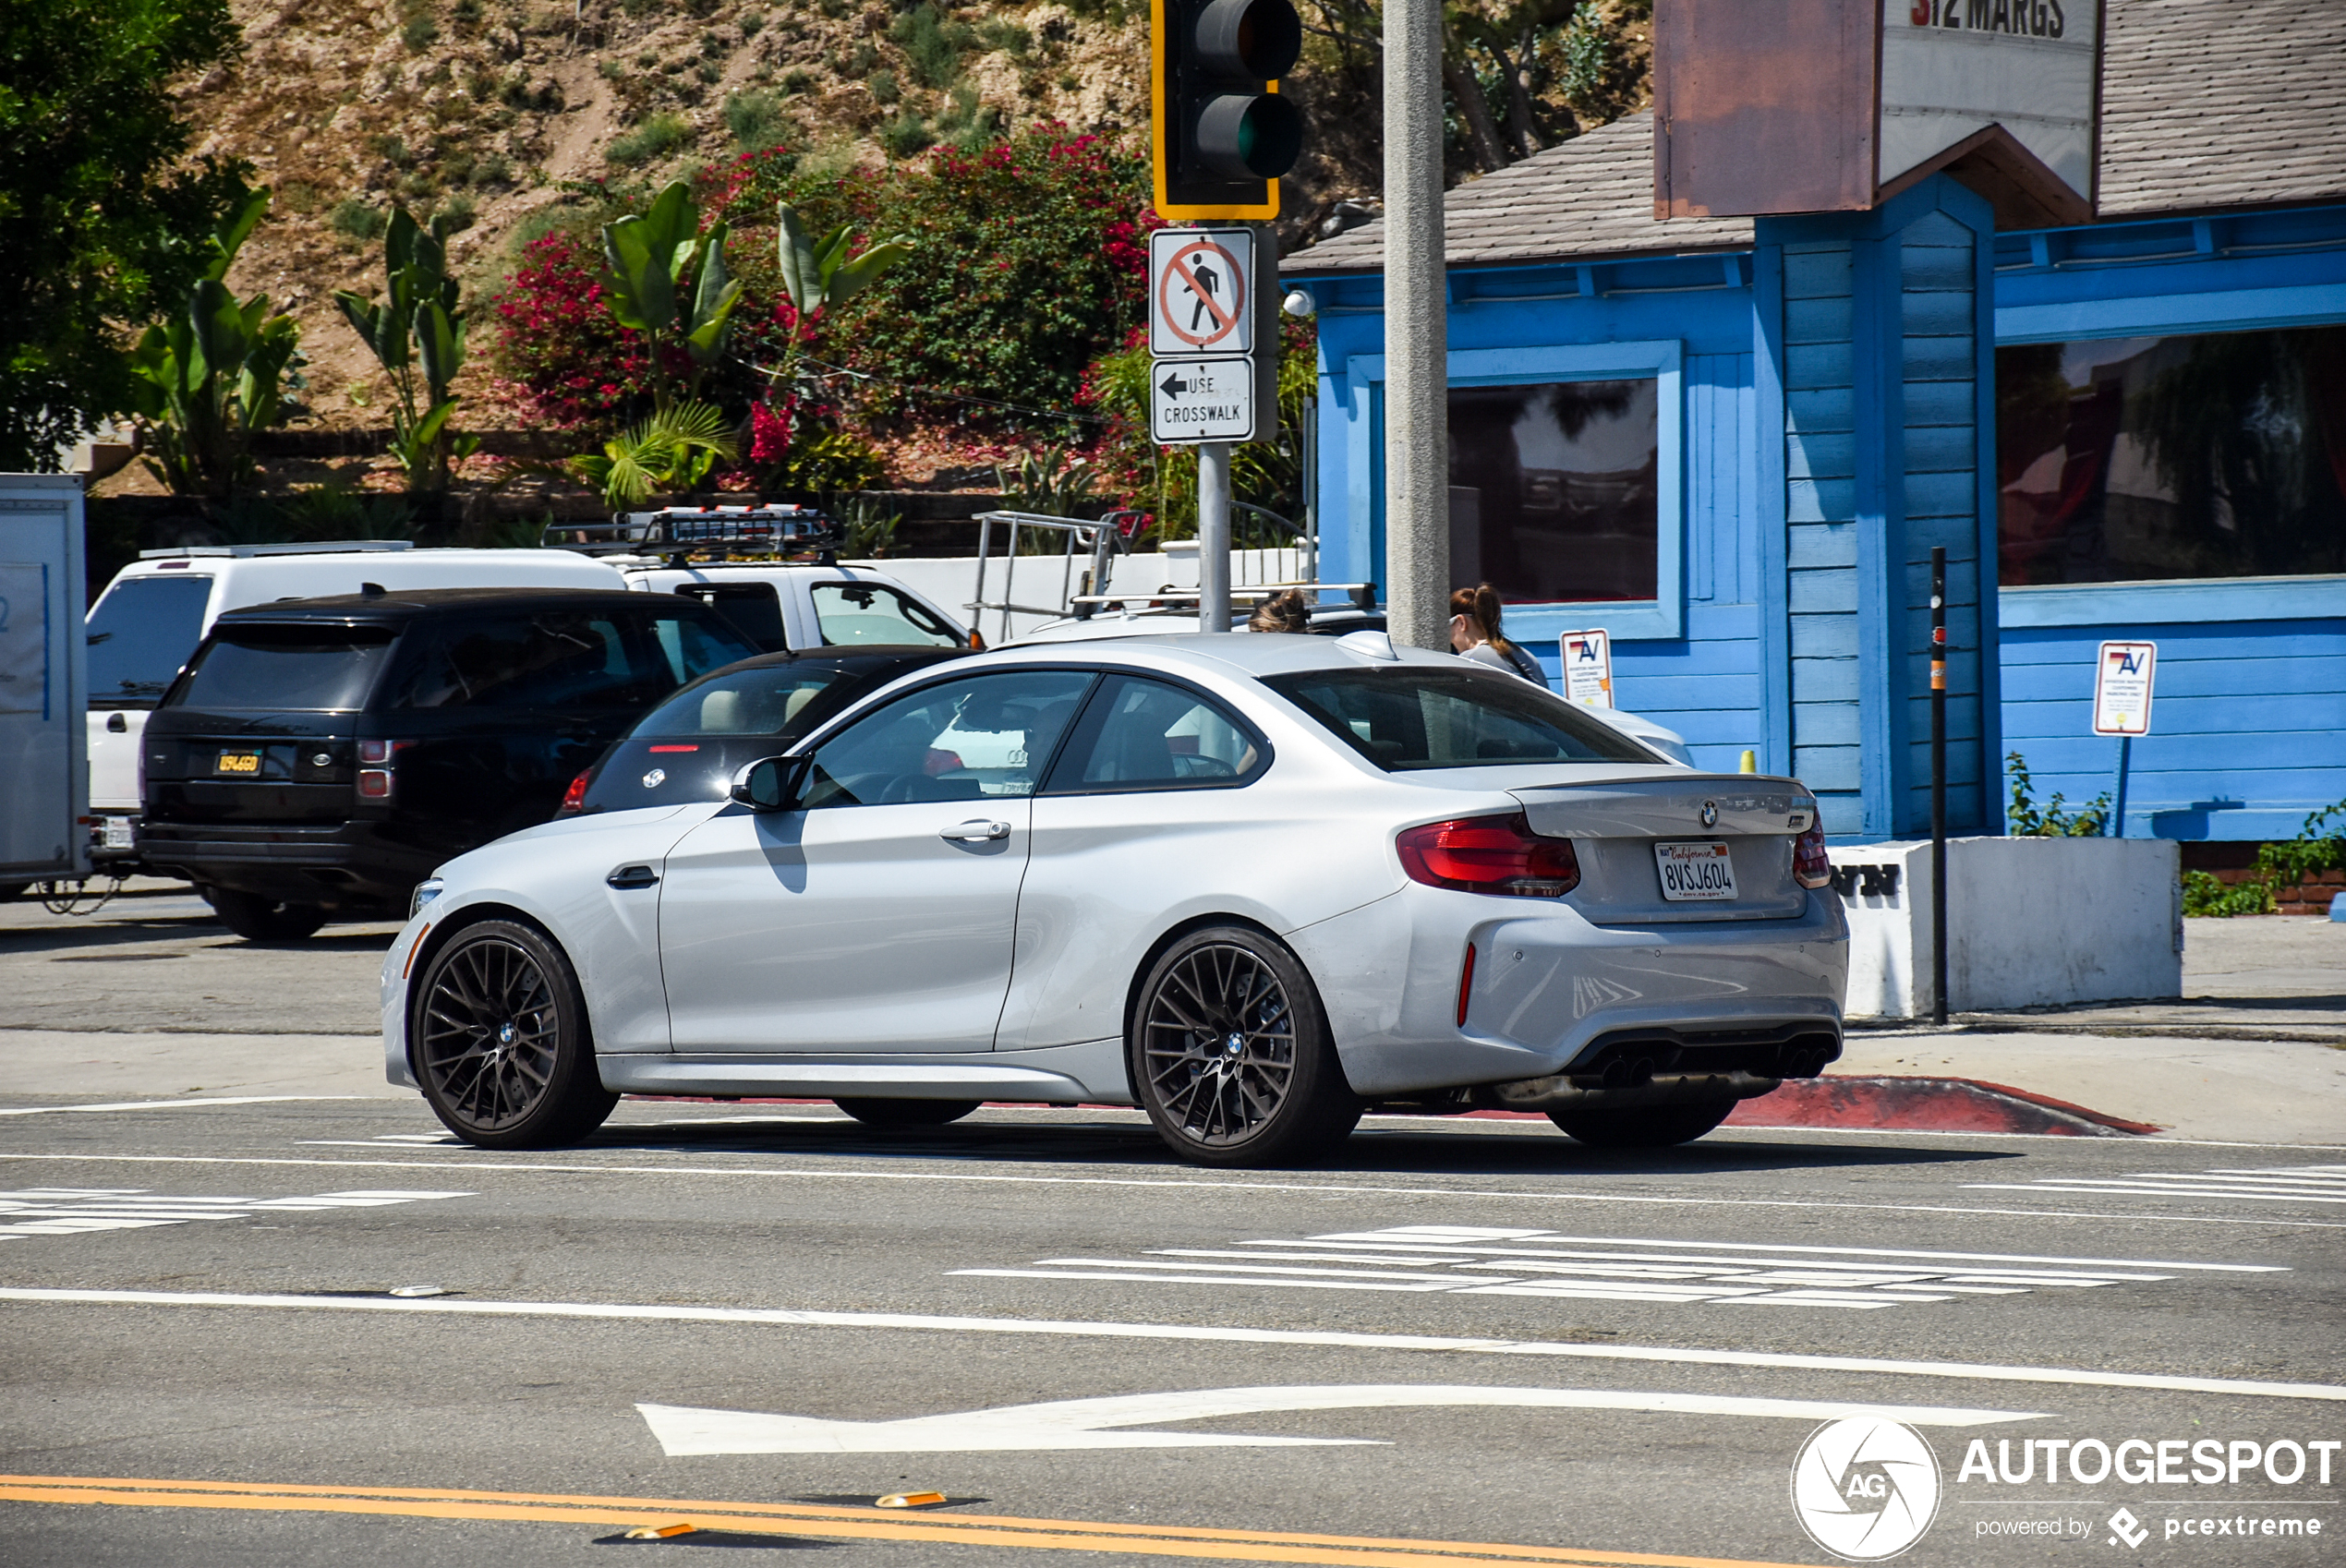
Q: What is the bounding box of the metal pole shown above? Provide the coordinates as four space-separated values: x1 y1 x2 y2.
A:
1930 545 1949 1029
1198 440 1232 633
1382 0 1448 649
2111 735 2130 838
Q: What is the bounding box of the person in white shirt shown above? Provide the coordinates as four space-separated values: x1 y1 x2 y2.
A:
1449 583 1546 683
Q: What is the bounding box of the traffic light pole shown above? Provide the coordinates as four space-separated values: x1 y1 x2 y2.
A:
1198 440 1232 633
1382 0 1449 652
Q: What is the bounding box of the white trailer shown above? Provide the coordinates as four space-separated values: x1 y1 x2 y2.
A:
0 475 90 897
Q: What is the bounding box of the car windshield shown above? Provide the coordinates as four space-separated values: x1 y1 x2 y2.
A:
635 664 853 737
86 573 212 706
1264 666 1660 770
809 582 961 648
172 623 396 711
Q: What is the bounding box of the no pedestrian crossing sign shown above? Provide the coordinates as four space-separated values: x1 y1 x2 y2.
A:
1150 229 1253 357
2091 640 2156 736
1150 356 1254 443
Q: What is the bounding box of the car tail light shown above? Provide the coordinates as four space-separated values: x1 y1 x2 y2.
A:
1794 821 1832 889
357 769 393 800
1397 814 1580 898
357 739 412 802
556 769 593 815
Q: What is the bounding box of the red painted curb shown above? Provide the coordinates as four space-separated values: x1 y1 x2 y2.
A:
1728 1075 2162 1137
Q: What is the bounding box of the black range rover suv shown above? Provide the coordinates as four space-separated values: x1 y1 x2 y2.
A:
141 587 757 939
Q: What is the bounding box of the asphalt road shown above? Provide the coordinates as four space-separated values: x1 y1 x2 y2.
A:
3 1093 2341 1567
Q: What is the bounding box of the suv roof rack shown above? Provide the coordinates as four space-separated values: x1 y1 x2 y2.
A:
543 504 843 562
137 540 417 560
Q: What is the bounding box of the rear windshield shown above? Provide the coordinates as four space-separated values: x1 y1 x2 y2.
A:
386 608 755 711
172 623 395 711
1264 666 1659 770
87 574 213 706
635 664 853 737
809 582 961 648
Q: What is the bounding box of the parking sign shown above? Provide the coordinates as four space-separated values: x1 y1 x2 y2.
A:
2091 641 2156 736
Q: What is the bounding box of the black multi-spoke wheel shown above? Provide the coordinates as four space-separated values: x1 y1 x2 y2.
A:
834 1098 981 1128
412 920 615 1149
1548 1097 1738 1149
1130 926 1358 1168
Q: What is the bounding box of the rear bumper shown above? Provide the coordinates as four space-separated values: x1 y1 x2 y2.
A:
1288 884 1848 1099
140 821 427 911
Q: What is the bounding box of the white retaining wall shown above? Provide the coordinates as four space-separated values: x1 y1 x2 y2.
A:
1829 837 2183 1019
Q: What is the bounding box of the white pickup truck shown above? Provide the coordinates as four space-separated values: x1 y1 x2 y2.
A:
83 527 967 873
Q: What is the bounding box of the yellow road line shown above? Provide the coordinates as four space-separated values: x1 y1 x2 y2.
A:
0 1475 1824 1568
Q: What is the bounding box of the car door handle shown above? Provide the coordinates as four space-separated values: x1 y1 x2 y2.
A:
940 819 1011 842
606 863 659 889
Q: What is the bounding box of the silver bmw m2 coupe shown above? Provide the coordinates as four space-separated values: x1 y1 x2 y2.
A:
383 633 1847 1165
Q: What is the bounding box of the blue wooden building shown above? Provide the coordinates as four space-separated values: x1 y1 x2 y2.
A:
1288 0 2346 848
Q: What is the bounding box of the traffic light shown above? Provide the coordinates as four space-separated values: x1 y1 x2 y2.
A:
1151 0 1302 221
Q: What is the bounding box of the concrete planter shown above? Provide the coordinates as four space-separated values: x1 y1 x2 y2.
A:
1827 837 2183 1019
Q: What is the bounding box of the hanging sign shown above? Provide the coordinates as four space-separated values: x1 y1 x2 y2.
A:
1559 629 1614 709
2091 640 2156 736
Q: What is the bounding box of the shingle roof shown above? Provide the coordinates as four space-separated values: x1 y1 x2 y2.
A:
1292 0 2346 276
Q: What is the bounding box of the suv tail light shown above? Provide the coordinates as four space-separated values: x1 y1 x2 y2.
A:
1793 821 1832 889
357 739 412 802
1397 814 1580 898
556 769 593 815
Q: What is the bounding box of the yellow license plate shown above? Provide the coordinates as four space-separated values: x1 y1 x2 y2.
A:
214 751 262 776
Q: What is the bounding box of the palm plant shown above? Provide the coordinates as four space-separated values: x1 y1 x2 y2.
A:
333 208 480 494
126 185 303 502
572 402 739 510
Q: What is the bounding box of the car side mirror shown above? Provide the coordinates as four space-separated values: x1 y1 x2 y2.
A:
730 755 810 812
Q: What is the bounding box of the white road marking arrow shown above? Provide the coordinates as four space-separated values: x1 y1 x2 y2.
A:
637 1383 2046 1455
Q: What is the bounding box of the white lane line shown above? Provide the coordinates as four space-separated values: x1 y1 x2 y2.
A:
1969 1183 2346 1204
1153 1248 1476 1268
6 1150 2342 1230
1034 1257 1491 1285
0 1097 361 1116
1299 1228 2272 1274
955 1269 1465 1294
7 1285 2340 1402
638 1383 2049 1456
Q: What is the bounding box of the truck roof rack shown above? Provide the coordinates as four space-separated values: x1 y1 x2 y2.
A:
137 540 416 560
542 504 843 561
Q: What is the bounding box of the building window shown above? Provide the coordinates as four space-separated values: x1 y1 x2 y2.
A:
1446 379 1661 603
1997 325 2346 585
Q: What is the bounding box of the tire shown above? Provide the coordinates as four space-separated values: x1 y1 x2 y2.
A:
1129 925 1360 1168
1547 1097 1739 1149
411 919 617 1149
833 1098 981 1128
208 887 328 942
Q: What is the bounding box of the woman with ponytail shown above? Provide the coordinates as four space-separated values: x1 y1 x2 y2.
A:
1449 584 1547 684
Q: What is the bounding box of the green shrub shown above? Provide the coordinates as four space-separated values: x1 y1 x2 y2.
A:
866 69 901 105
400 13 439 51
889 3 973 88
330 198 390 242
739 9 763 34
780 66 814 93
2183 871 2275 918
723 90 789 149
606 113 692 166
433 192 477 231
2005 752 2109 837
878 111 933 160
975 18 1031 55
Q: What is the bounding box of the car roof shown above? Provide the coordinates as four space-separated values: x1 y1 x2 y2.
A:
976 630 1460 681
211 586 692 623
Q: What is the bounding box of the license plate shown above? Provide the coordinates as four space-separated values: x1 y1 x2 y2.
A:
103 817 134 849
1655 840 1738 901
214 751 261 776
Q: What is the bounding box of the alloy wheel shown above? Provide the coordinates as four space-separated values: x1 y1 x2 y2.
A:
417 935 561 1132
1141 942 1300 1147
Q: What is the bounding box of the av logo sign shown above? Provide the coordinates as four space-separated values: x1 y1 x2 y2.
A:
2091 640 2156 737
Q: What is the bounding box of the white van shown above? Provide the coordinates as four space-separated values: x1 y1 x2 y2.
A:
84 541 623 864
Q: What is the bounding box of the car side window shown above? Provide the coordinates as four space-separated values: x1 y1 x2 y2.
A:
809 582 962 649
798 669 1094 809
1044 675 1264 793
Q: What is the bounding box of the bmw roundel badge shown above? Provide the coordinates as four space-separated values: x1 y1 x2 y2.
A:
1699 800 1719 828
641 767 667 789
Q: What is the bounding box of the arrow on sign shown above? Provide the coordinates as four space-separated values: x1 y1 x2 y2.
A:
1158 369 1191 397
637 1383 2045 1455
